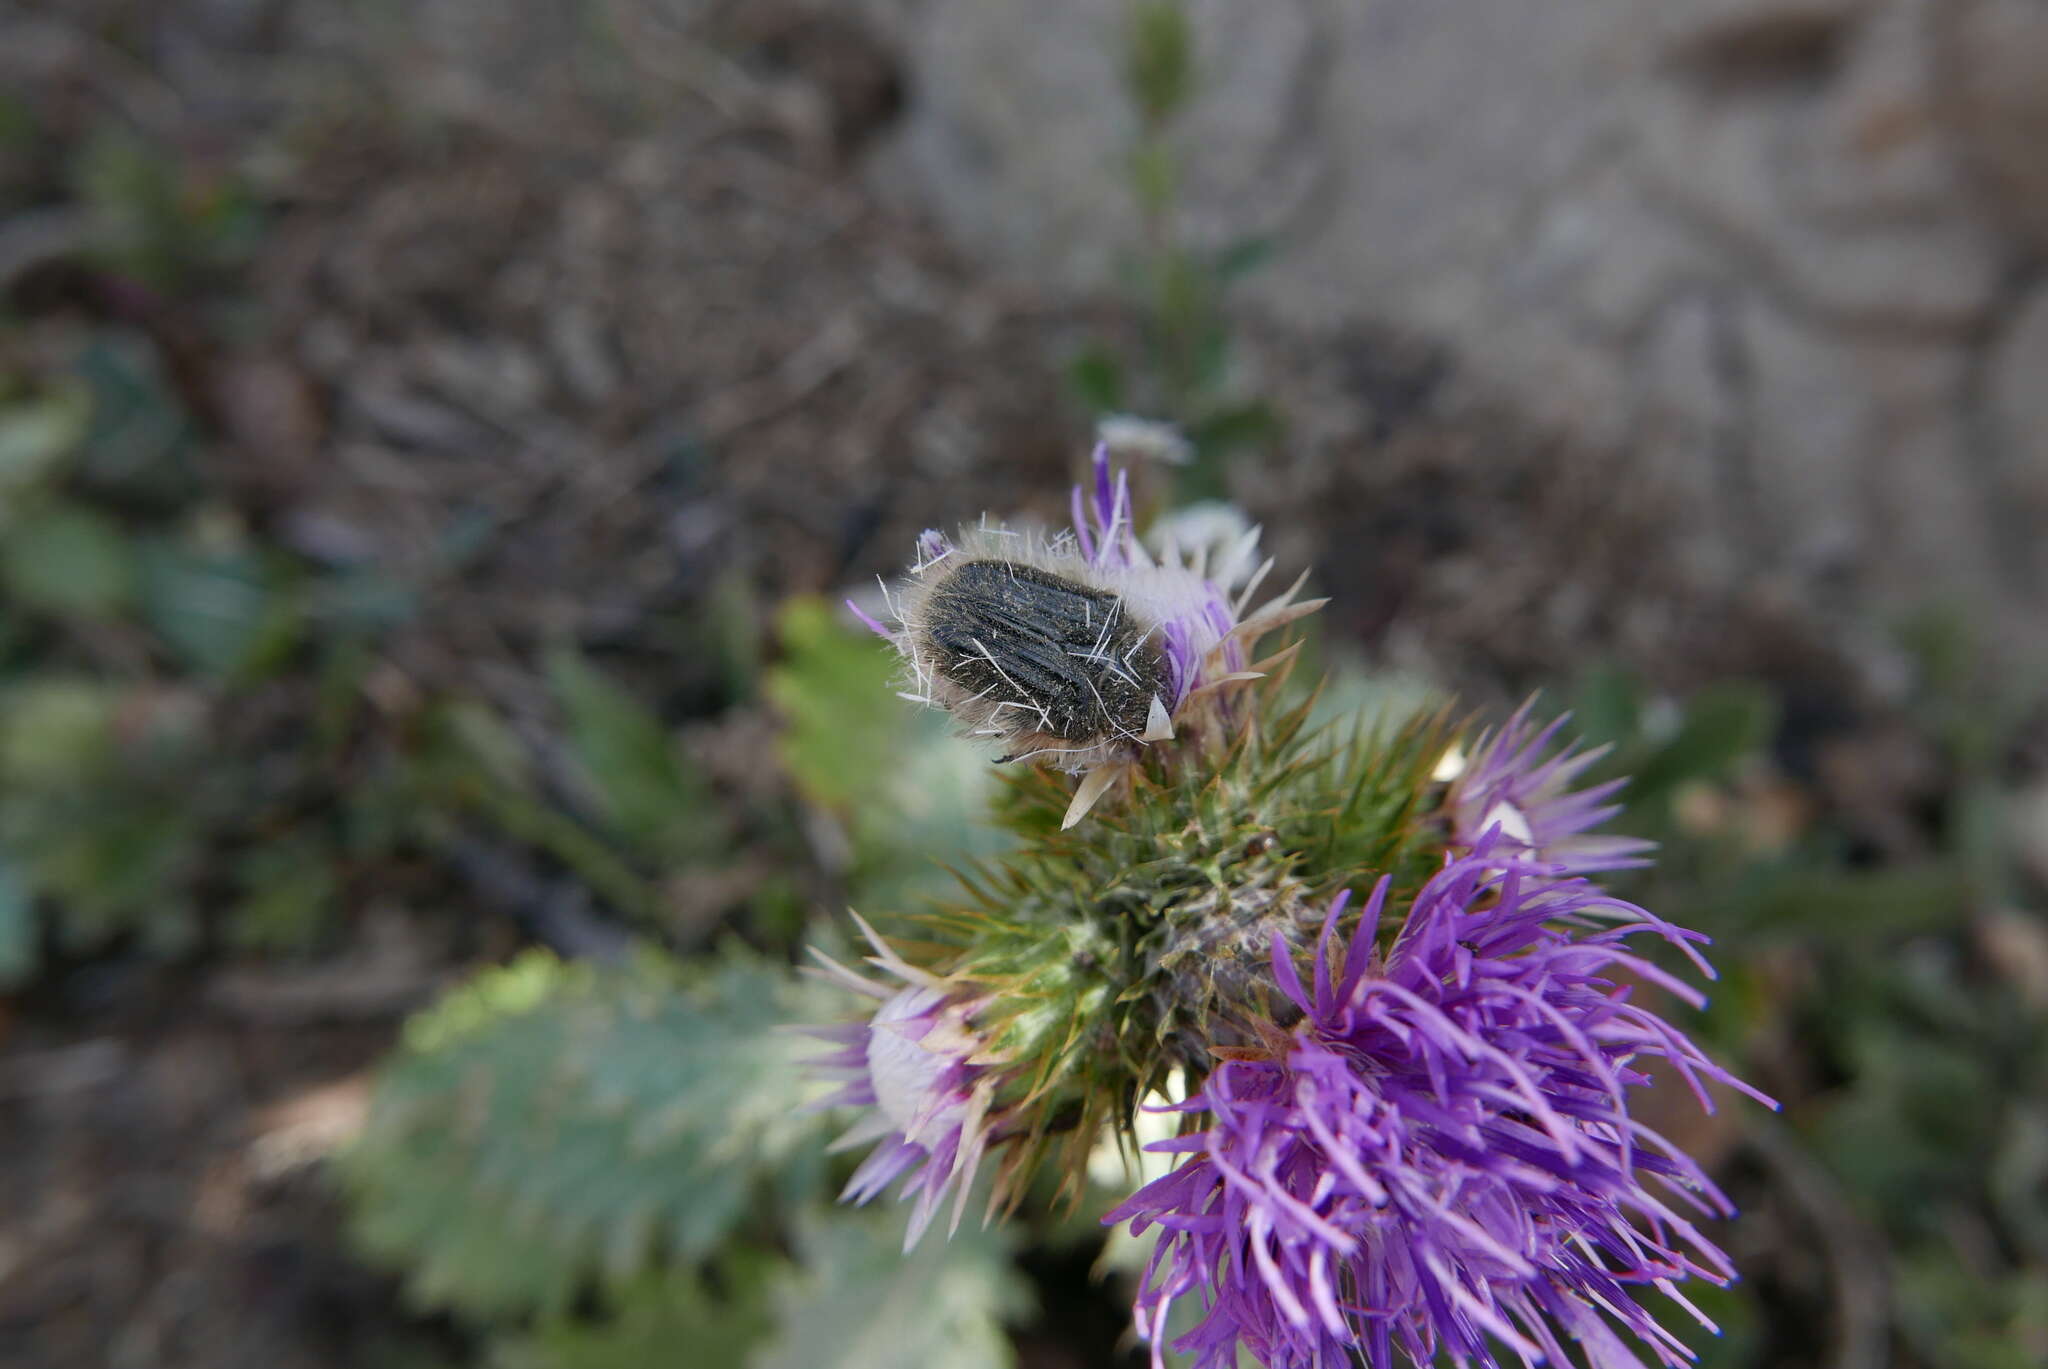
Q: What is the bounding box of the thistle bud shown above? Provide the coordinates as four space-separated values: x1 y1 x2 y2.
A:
856 443 1322 827
1443 703 1655 876
808 916 1006 1249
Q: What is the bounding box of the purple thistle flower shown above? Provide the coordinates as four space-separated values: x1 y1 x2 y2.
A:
1106 849 1775 1369
1446 702 1655 877
808 915 1001 1249
856 443 1322 826
1061 441 1285 713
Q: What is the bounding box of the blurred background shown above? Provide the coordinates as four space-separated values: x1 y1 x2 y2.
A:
1 1 2045 1366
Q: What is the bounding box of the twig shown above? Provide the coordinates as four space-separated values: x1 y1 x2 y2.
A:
695 310 869 441
1747 1121 1891 1369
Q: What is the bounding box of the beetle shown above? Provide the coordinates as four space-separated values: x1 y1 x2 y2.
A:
910 558 1171 765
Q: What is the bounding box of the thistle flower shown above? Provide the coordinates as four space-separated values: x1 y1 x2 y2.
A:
812 443 1768 1362
808 915 1002 1249
1106 850 1775 1369
1445 703 1654 876
853 444 1322 826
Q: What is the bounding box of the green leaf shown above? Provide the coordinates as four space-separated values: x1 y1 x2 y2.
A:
436 699 537 795
70 336 200 504
767 597 901 811
72 124 261 288
1711 861 1970 944
1067 346 1127 415
137 539 302 678
2 504 136 619
0 385 91 500
316 568 420 630
491 1268 775 1369
0 680 210 961
750 1207 1031 1369
546 648 715 861
230 837 338 952
340 946 832 1321
1567 662 1644 754
28 802 202 957
1130 139 1177 221
0 679 121 786
414 699 665 926
1627 682 1776 808
0 858 37 986
1124 1 1196 127
767 597 1006 905
1212 235 1276 284
1186 400 1280 459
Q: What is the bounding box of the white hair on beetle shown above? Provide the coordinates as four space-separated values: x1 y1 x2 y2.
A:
888 524 1176 777
852 448 1325 827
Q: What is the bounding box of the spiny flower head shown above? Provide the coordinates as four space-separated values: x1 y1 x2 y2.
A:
808 915 1005 1249
1106 850 1775 1369
811 441 1767 1365
854 445 1321 826
1445 702 1654 876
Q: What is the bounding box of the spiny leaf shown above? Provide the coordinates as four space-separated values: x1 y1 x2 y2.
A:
489 1267 775 1369
340 945 832 1321
767 596 901 812
546 646 717 861
750 1206 1031 1369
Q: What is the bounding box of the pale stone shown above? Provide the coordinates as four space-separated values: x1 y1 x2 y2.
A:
1932 0 2048 250
1734 299 1866 579
867 0 1320 286
1633 289 1746 585
1648 0 1870 57
1638 0 2004 334
866 0 2046 639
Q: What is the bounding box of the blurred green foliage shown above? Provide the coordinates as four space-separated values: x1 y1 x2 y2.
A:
547 647 720 863
488 1270 774 1369
341 947 828 1319
768 596 1008 911
750 1210 1030 1369
1124 1 1195 129
6 47 2044 1369
0 327 745 977
0 346 342 971
0 676 208 960
1066 1 1281 501
342 945 1027 1368
1560 628 2048 1369
481 1209 1025 1369
70 124 264 289
10 311 2038 1362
